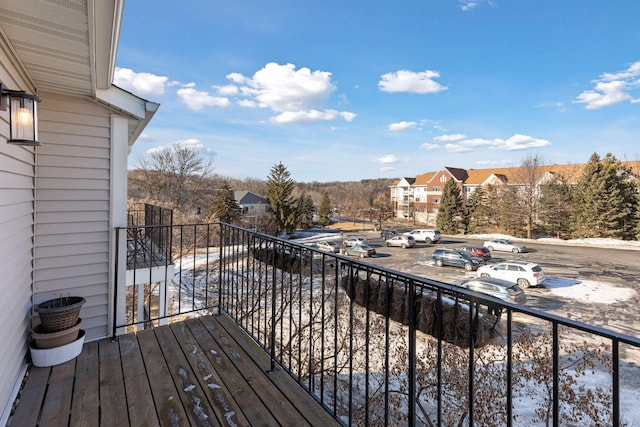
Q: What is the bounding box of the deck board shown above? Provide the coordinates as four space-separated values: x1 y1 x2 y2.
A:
70 341 100 426
8 366 49 426
39 361 75 427
118 333 160 426
9 314 341 427
170 320 253 426
136 328 190 425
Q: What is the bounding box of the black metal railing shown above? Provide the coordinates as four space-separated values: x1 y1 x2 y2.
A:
114 222 640 426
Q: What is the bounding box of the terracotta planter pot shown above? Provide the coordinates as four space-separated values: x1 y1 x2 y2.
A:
31 318 83 349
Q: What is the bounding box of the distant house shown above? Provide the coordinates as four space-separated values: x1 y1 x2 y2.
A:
0 2 157 423
235 191 270 228
390 162 640 223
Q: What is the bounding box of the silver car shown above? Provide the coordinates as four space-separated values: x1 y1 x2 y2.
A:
343 237 368 247
314 240 341 253
483 239 527 253
385 235 416 248
459 277 527 305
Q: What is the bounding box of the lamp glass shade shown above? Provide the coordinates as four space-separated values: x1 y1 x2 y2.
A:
8 95 39 145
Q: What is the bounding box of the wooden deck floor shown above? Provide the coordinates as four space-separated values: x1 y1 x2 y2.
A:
10 314 340 426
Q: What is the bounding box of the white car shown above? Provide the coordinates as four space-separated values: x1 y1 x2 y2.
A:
476 261 544 288
343 237 368 247
403 229 441 243
483 239 527 253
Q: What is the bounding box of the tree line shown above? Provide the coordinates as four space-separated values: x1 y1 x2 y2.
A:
128 145 394 235
436 152 640 240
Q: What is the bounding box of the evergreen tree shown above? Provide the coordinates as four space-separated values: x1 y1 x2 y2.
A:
317 192 332 227
266 162 298 235
571 153 636 238
538 177 572 238
465 187 489 234
297 193 315 229
497 186 524 236
436 179 464 234
207 181 242 224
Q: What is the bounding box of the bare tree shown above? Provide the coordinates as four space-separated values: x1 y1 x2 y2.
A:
512 154 546 239
131 143 213 213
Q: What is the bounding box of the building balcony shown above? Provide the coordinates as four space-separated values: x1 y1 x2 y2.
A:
10 223 640 426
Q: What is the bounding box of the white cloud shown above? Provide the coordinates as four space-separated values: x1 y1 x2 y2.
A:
535 101 567 112
114 67 170 97
445 143 473 153
434 133 466 142
459 1 480 11
459 0 495 11
177 87 230 111
421 143 440 150
389 121 417 132
340 112 357 122
215 84 239 96
444 134 551 152
272 109 339 124
146 138 215 156
377 154 399 164
226 62 354 124
575 60 640 109
378 70 448 94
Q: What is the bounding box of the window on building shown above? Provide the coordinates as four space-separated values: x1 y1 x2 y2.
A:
433 198 440 203
440 175 447 182
433 186 440 192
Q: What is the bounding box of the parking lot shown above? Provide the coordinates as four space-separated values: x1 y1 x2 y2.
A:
337 229 640 337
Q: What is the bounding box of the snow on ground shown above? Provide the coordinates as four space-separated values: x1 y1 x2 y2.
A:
471 232 640 250
544 276 637 304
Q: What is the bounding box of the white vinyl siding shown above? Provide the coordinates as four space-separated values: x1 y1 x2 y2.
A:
34 94 112 341
0 59 36 423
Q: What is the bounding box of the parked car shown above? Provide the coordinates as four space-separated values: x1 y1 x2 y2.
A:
385 235 416 248
344 244 377 258
314 240 341 253
343 237 368 247
380 229 399 240
432 248 484 271
404 229 441 243
458 277 527 305
457 246 491 260
483 239 527 253
476 261 545 288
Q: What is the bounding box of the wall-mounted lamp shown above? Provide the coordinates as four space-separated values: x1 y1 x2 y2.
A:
1 83 41 146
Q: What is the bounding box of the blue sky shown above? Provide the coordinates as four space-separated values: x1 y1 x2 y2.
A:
116 0 640 182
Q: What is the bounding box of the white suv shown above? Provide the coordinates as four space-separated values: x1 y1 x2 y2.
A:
476 261 545 288
403 229 441 243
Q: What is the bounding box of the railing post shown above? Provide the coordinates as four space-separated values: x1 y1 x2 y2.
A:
217 223 223 315
552 322 559 427
269 240 278 371
408 279 416 427
113 227 128 337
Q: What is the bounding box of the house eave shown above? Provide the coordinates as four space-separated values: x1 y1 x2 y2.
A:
95 86 160 147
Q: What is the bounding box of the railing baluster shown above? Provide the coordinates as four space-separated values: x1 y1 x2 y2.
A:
553 322 559 427
408 279 416 427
